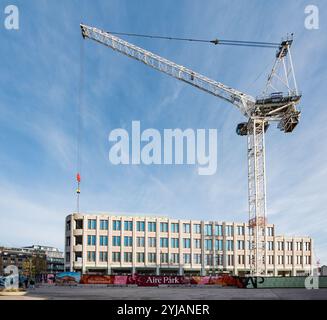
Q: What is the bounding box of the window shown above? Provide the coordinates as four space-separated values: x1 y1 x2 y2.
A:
227 255 234 266
237 226 244 235
204 239 212 251
286 255 293 265
268 255 274 265
248 227 254 236
286 241 293 251
277 241 284 251
66 236 71 246
75 219 83 229
112 236 121 246
183 223 191 233
137 253 145 263
65 252 70 262
305 242 310 251
66 220 71 231
148 222 156 232
183 254 191 264
113 220 121 231
88 219 96 230
296 255 302 265
205 254 213 266
137 221 145 231
194 239 201 249
204 224 212 236
112 252 121 262
267 241 274 251
278 255 284 265
124 252 132 262
171 238 179 248
75 252 82 262
124 221 133 231
160 237 168 248
100 220 108 230
193 224 201 234
160 222 168 232
225 225 233 236
99 252 107 262
160 253 169 263
170 253 179 264
216 254 223 266
267 227 274 237
124 236 133 247
87 235 96 246
148 253 156 263
214 224 223 236
215 239 223 251
100 235 108 246
237 240 244 250
183 238 191 248
305 256 311 265
87 251 95 262
296 242 302 251
137 237 145 247
226 240 233 251
148 237 156 247
238 255 245 265
171 223 179 233
193 254 201 264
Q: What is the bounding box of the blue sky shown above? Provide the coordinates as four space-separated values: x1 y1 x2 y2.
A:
0 0 326 264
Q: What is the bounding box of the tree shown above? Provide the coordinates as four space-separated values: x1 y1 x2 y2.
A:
22 255 47 278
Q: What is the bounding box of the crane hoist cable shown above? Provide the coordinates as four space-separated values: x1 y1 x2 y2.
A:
103 30 281 48
76 40 85 213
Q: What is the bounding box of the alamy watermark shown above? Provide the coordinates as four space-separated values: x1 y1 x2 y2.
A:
108 121 218 175
3 4 19 30
1 265 19 289
304 4 319 30
304 267 319 289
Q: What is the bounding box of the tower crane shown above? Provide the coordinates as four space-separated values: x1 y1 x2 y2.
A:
80 24 301 276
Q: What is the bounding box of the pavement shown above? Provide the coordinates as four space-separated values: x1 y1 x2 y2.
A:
0 285 327 300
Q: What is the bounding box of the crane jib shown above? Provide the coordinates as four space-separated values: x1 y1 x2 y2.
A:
80 24 255 117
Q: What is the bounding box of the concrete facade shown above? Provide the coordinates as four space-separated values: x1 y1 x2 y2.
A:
65 213 313 276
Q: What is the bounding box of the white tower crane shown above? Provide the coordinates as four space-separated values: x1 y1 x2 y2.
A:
80 24 301 276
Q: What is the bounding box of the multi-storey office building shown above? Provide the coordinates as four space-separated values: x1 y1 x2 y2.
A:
0 247 46 275
23 245 64 274
65 213 313 276
0 245 64 275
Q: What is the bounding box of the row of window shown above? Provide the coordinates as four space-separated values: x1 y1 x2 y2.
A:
267 241 311 251
84 219 265 236
87 220 183 232
87 236 242 250
275 255 311 265
86 252 233 265
69 250 311 266
80 236 311 254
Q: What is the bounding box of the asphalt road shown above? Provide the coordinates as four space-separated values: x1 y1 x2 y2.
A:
0 285 327 300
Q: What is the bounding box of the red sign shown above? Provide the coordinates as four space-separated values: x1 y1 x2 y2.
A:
80 275 115 284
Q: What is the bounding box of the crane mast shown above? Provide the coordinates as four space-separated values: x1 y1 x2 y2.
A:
80 24 301 277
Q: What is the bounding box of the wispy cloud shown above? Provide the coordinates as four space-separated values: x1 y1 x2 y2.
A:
0 0 326 264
